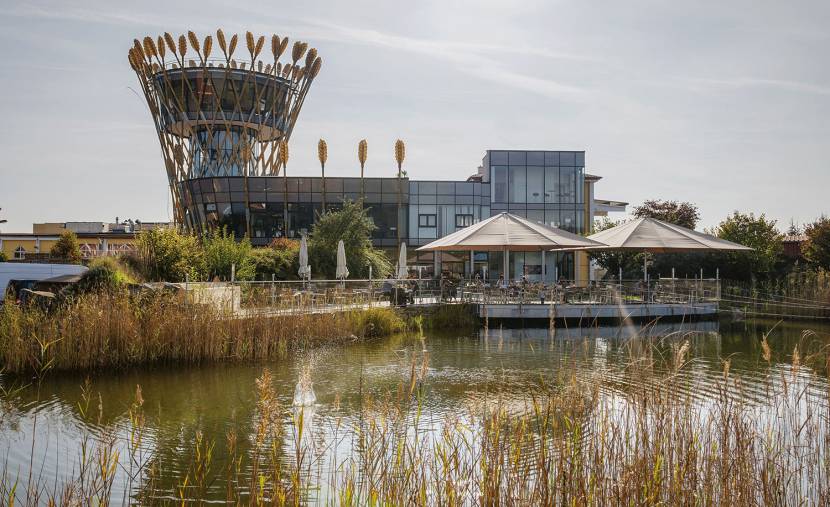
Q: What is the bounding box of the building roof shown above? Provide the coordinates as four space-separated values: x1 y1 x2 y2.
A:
417 212 604 252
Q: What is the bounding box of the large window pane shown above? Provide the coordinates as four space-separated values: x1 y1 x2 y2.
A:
437 182 455 195
527 209 544 224
544 167 559 203
560 167 576 203
491 166 508 203
545 209 560 228
508 151 527 165
508 166 526 203
527 151 544 165
560 209 576 232
575 167 584 203
490 151 508 165
526 167 544 203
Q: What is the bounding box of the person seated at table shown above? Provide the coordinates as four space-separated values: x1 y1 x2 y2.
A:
496 274 505 288
407 278 419 302
381 276 395 300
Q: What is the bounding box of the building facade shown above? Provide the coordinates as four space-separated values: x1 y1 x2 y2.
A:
178 149 626 282
0 221 170 261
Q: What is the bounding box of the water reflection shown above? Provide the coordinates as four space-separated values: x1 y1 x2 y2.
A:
1 319 828 503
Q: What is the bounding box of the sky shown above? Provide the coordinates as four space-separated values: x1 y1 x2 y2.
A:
0 0 828 233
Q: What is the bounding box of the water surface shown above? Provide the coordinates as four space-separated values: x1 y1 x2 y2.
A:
1 318 828 503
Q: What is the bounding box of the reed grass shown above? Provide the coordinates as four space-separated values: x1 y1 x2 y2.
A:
2 330 828 505
0 292 408 374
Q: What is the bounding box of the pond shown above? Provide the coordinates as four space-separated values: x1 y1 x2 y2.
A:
1 318 829 504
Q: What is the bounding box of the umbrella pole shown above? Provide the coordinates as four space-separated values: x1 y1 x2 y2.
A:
503 246 509 285
541 250 546 283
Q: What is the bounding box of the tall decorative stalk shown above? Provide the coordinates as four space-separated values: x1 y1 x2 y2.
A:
279 140 289 236
358 139 368 204
394 139 405 246
318 139 327 212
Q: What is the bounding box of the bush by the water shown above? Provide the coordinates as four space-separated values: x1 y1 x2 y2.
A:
347 306 407 337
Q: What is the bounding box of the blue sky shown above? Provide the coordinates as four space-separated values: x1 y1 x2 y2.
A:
0 0 828 232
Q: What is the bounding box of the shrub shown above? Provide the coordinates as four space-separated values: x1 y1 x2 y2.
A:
130 228 204 282
347 307 406 337
63 257 135 299
50 231 82 263
251 242 300 280
202 228 255 281
0 251 7 262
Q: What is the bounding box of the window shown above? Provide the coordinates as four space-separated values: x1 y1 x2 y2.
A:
526 167 544 203
14 246 26 259
508 166 526 203
456 214 474 228
544 167 560 203
418 214 437 227
491 166 508 203
560 167 576 203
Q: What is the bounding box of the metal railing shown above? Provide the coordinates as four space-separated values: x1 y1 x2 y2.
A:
231 277 721 313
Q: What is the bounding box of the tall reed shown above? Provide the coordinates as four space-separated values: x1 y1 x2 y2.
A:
0 292 407 374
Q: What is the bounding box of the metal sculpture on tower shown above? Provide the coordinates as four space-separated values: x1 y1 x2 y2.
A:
128 30 322 231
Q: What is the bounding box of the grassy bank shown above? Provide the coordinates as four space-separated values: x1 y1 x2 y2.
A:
0 292 408 374
1 333 828 505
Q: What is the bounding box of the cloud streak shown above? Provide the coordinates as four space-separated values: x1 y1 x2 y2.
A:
296 19 592 101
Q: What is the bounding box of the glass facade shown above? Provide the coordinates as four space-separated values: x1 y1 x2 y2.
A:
179 150 589 281
182 176 409 248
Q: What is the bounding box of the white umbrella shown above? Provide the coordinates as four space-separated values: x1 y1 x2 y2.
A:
397 242 408 279
559 217 752 281
298 235 310 281
336 240 349 280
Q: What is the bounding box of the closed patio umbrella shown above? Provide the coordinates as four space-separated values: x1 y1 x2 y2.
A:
417 212 603 283
336 240 349 281
298 234 310 282
397 242 408 279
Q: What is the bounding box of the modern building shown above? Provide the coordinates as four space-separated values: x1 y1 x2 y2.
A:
180 149 626 282
127 30 626 283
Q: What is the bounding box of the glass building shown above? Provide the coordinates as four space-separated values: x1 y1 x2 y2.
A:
179 150 626 283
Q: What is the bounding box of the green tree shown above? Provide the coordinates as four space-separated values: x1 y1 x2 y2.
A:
202 228 255 281
714 211 782 280
0 251 7 262
803 216 830 271
308 200 392 279
50 231 82 263
633 199 700 229
131 228 203 282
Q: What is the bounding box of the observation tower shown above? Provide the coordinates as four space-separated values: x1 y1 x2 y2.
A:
128 30 322 232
